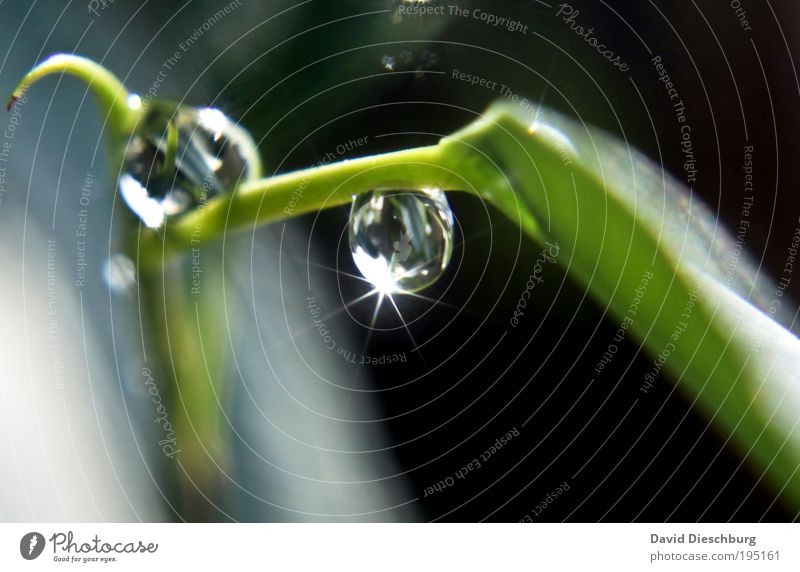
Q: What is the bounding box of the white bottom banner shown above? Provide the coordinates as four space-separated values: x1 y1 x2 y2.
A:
1 523 798 570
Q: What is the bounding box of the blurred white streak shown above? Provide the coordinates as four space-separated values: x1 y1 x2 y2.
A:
0 223 164 522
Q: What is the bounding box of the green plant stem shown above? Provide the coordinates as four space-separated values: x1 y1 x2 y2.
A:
140 250 230 520
136 112 541 270
136 145 463 268
8 54 140 138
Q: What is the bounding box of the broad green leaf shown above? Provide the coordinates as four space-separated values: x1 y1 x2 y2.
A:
155 101 800 507
458 103 800 507
464 105 800 503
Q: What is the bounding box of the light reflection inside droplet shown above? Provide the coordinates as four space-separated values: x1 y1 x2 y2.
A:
127 93 142 110
118 103 259 227
197 107 228 141
348 188 454 295
351 250 401 295
118 173 165 228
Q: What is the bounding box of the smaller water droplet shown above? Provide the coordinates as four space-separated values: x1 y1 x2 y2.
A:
418 49 439 68
348 188 454 294
103 253 136 295
400 50 415 65
119 100 259 228
382 55 396 71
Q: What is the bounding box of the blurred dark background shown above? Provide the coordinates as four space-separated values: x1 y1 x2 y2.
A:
1 0 798 522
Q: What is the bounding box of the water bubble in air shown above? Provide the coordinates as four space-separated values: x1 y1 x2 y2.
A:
348 188 454 294
400 50 415 66
119 100 260 228
381 55 396 71
102 253 136 295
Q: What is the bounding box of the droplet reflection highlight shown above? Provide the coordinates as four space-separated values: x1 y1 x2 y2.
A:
348 188 454 294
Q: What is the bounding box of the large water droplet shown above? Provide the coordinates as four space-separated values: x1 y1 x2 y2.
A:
348 188 454 294
119 101 259 228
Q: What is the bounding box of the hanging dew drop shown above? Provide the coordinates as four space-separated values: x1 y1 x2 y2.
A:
348 188 454 294
118 99 260 228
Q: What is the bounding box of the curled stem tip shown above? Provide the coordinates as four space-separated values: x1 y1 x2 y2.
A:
5 95 18 112
7 53 139 135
